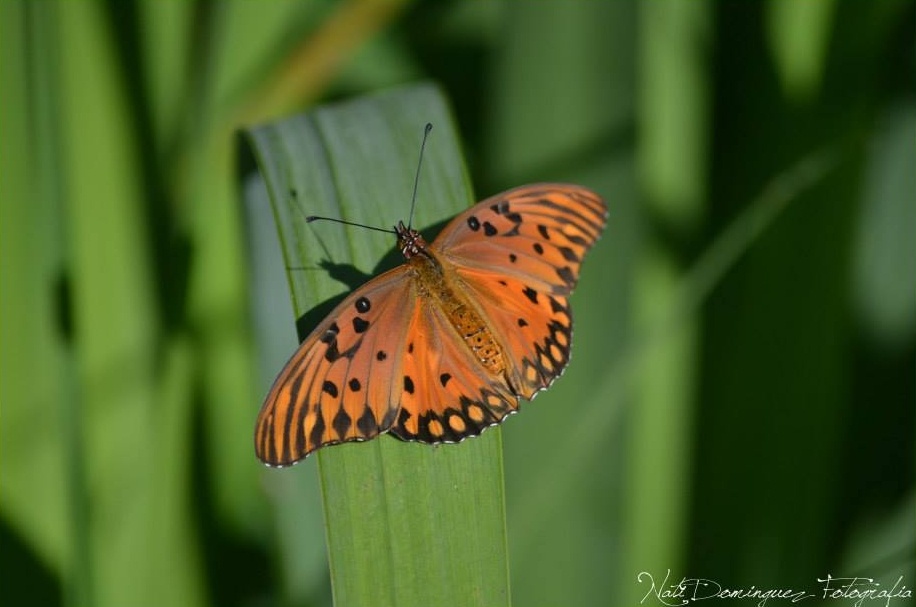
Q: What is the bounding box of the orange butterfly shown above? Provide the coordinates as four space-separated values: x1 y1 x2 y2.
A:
256 183 607 466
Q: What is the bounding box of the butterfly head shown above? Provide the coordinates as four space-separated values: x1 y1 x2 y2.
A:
396 220 428 259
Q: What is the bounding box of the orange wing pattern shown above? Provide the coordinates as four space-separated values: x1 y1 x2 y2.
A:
255 183 606 466
434 184 606 398
388 300 519 444
433 184 607 295
255 267 416 465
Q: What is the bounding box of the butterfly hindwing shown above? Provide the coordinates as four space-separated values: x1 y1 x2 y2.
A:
255 266 416 466
389 300 519 444
450 267 574 399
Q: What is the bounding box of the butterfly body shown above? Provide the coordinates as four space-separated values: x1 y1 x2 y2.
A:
399 223 507 377
256 184 606 467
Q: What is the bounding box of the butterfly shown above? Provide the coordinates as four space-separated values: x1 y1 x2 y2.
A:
256 183 607 466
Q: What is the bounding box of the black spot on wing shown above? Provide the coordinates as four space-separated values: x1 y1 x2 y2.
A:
309 409 327 449
496 209 523 236
556 266 576 287
320 322 340 343
558 246 579 262
324 342 341 362
380 406 398 431
356 406 377 436
491 200 510 214
565 233 588 246
332 408 352 439
322 381 339 398
326 338 361 363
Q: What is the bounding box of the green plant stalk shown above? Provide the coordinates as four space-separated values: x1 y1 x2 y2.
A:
245 83 511 607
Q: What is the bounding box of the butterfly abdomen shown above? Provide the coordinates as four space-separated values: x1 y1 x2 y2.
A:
408 250 506 376
447 302 503 371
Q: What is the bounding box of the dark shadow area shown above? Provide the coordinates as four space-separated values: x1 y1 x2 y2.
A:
292 215 451 341
0 519 62 607
190 390 274 607
690 0 915 583
103 0 195 333
401 1 491 173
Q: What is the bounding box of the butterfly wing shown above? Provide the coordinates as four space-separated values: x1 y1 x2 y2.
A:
258 184 605 463
388 299 519 444
431 184 607 399
255 266 417 466
432 184 607 295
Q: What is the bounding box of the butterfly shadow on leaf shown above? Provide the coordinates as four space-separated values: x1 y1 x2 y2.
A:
291 216 450 342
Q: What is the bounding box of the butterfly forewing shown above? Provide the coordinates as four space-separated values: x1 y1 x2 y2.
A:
432 184 607 295
255 266 416 466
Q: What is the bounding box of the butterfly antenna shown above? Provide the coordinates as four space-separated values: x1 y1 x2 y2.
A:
293 122 433 235
304 215 396 235
407 123 433 230
293 188 396 235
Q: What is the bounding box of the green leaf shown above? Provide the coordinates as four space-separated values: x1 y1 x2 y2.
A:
244 83 511 607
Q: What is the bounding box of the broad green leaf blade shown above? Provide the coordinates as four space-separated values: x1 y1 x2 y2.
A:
244 83 511 607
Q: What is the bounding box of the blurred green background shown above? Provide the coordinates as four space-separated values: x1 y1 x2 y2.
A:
2 1 914 606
